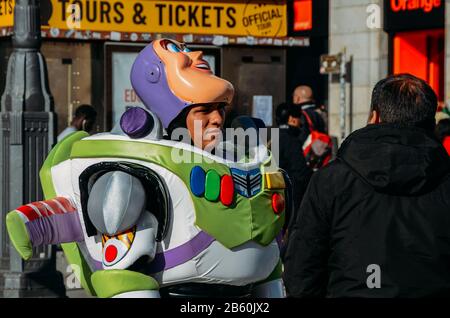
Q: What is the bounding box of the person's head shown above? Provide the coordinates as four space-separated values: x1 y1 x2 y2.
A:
436 119 450 142
168 102 226 150
369 74 437 131
287 104 303 128
72 104 97 133
131 39 234 129
293 85 314 105
276 102 290 126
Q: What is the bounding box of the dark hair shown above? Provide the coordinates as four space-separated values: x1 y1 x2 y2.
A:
275 103 289 126
166 107 191 139
75 104 97 120
436 118 450 142
288 104 303 119
370 74 437 131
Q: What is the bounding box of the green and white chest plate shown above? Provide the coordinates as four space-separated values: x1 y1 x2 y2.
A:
43 132 284 286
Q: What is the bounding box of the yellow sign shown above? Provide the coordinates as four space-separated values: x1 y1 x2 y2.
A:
0 0 14 28
0 1 287 37
47 0 287 37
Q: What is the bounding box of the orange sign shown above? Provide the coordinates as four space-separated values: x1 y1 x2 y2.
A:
390 0 442 13
293 0 312 31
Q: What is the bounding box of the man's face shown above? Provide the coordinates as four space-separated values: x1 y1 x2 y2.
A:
153 39 234 105
293 86 313 105
288 116 301 128
186 103 225 150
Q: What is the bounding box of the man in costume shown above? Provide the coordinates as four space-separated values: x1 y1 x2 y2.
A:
6 39 287 298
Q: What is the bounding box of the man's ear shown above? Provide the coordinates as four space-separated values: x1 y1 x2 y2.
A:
368 110 380 124
72 116 82 130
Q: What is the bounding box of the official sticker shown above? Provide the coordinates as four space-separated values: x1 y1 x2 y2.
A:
242 0 284 37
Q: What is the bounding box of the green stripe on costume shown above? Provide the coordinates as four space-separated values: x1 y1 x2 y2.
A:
91 270 159 298
39 131 96 296
6 212 33 260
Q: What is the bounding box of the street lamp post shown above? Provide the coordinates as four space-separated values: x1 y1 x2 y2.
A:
0 0 65 297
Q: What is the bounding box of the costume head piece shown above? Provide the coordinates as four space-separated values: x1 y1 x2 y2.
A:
130 39 234 129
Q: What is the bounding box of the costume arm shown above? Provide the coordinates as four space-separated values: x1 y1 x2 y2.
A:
6 197 84 260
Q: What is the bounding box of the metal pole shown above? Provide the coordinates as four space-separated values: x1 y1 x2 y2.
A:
339 49 347 142
0 0 64 298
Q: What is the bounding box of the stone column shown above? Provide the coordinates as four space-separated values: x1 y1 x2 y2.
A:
328 0 388 141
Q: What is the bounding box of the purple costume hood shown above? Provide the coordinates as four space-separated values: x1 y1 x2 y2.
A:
130 43 189 128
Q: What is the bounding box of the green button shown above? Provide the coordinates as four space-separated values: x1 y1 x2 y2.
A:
205 170 221 202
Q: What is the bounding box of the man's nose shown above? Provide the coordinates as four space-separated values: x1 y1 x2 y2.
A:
209 109 223 127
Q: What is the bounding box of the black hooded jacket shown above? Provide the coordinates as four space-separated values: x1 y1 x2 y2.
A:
279 125 312 215
283 124 450 298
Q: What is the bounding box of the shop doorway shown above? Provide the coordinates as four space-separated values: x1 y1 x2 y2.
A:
392 29 445 101
222 47 286 127
41 41 94 135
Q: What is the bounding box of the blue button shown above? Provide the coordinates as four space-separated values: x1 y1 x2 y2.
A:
190 166 206 197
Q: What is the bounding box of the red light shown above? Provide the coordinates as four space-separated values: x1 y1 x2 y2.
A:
272 193 285 215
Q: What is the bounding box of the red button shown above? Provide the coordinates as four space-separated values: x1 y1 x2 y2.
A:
220 175 234 206
272 193 285 215
105 245 118 263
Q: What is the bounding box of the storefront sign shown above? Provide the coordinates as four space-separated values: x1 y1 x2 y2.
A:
0 0 14 28
1 0 287 37
289 0 327 38
384 0 444 32
293 0 312 32
390 0 441 13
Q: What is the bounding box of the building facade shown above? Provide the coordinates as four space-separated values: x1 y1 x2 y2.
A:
329 0 447 140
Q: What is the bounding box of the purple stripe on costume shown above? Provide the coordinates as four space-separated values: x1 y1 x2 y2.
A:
148 231 215 274
276 232 283 250
26 212 84 246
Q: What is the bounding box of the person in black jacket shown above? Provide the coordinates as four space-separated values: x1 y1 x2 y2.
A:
292 85 326 134
277 103 312 235
283 74 450 298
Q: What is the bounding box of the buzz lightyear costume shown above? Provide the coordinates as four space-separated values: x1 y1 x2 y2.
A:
6 39 287 298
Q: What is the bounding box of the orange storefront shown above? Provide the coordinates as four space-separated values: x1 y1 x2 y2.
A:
384 0 445 101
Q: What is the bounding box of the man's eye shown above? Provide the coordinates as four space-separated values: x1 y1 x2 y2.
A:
167 42 182 53
182 47 191 53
